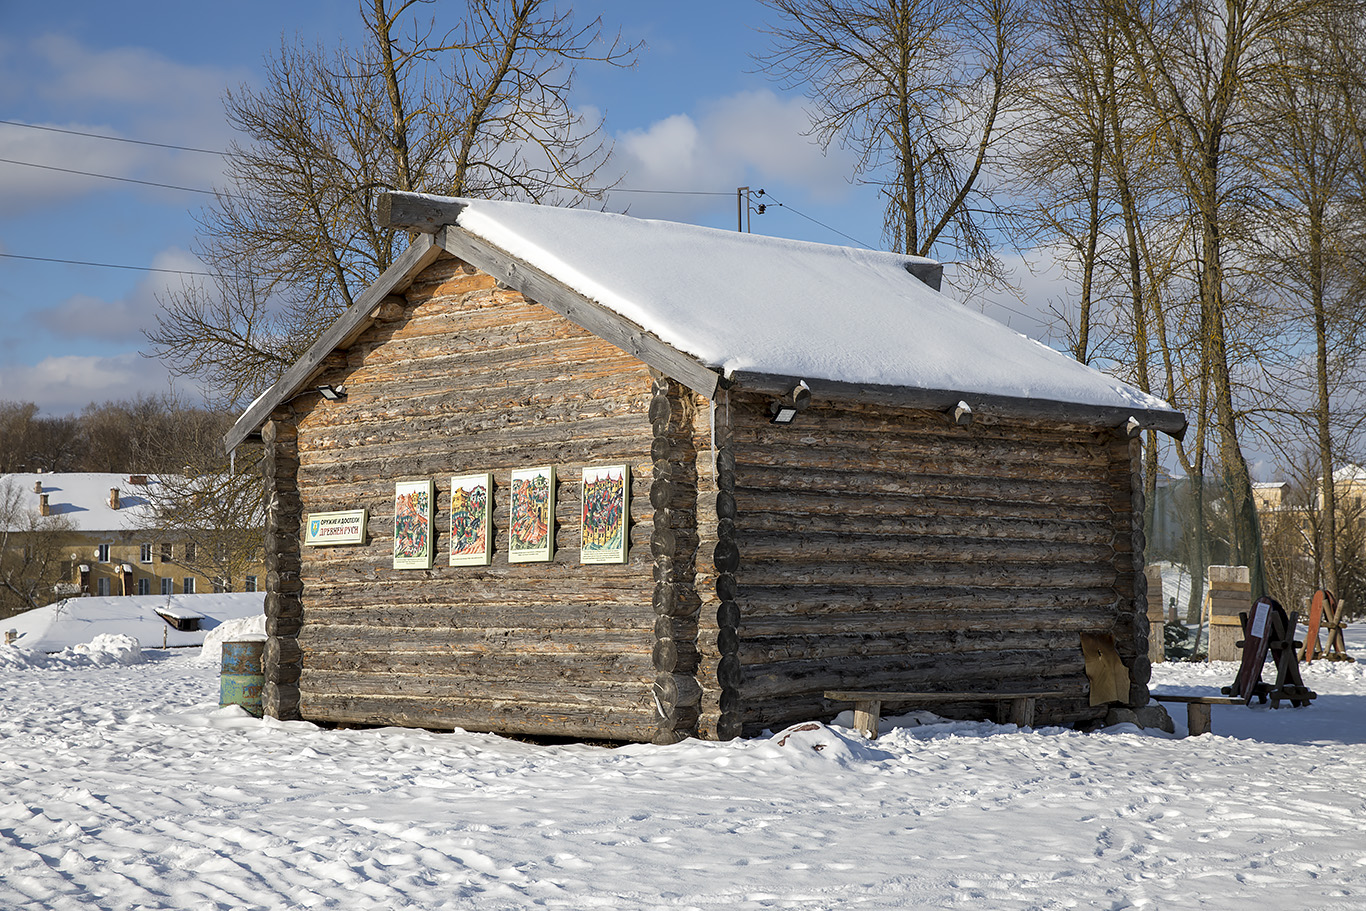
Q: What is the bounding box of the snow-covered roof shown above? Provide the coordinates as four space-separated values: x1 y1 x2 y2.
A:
228 193 1185 450
1333 464 1366 483
1 473 162 532
455 198 1173 410
2 591 264 651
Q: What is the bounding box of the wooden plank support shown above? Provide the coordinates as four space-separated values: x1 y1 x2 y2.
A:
824 690 1069 739
1148 693 1245 737
852 699 881 740
1006 696 1037 728
1188 702 1213 736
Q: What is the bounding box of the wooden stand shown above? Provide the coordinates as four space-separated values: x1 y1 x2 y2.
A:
1223 602 1315 708
1323 593 1353 662
1300 590 1328 663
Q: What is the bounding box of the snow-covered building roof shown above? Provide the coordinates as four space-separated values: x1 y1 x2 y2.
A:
2 591 264 651
228 193 1185 449
1 473 163 532
1333 464 1366 483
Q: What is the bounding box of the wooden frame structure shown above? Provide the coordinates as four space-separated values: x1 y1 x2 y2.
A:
227 192 1187 743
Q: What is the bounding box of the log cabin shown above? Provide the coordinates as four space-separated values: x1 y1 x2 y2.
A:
226 192 1187 744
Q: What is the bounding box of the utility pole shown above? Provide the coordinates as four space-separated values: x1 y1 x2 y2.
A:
736 187 766 232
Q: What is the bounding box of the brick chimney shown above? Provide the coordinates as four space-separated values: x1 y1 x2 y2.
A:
128 475 148 486
33 480 42 493
39 494 49 516
110 488 121 510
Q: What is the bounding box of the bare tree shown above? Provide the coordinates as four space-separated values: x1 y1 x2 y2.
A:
138 449 267 595
146 0 638 409
756 0 1033 274
1102 0 1345 598
0 402 82 473
0 479 75 619
1245 0 1366 599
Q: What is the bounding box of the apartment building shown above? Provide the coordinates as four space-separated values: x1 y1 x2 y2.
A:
2 472 264 603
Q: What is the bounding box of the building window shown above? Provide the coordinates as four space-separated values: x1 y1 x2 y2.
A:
244 575 258 593
183 578 195 594
140 543 153 564
184 543 197 562
96 544 110 563
160 542 173 561
213 578 226 594
97 577 110 596
161 577 172 596
137 578 151 596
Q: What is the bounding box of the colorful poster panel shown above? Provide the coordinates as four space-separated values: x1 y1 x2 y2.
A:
449 473 493 566
393 479 434 569
581 465 629 564
508 466 555 563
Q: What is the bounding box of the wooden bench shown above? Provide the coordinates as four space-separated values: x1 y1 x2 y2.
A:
825 690 1069 740
1148 693 1246 736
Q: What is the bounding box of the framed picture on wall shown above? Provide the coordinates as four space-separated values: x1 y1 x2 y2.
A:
580 465 629 564
449 473 493 566
393 479 434 569
509 466 555 563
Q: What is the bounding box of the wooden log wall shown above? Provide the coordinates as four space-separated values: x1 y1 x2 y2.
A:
648 375 703 743
694 391 1142 737
284 255 662 741
262 414 304 720
1128 437 1153 704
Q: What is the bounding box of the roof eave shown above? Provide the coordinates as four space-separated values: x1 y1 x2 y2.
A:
726 370 1189 439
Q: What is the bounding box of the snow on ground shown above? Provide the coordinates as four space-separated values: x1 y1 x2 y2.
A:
2 629 1366 909
3 593 264 652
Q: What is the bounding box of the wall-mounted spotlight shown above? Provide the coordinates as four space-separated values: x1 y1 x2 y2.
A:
317 385 347 401
769 381 812 425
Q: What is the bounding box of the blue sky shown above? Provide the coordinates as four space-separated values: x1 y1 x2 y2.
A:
0 1 1058 416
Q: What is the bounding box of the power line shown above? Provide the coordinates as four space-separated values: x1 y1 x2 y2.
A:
606 187 731 197
0 155 737 203
0 157 231 197
0 121 893 250
0 251 215 278
756 190 876 250
0 119 226 156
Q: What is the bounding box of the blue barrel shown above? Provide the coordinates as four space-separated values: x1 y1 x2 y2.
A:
220 640 265 717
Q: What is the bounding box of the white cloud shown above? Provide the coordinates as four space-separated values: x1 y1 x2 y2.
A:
605 89 855 221
0 36 240 215
0 352 194 417
34 248 204 343
32 35 226 109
